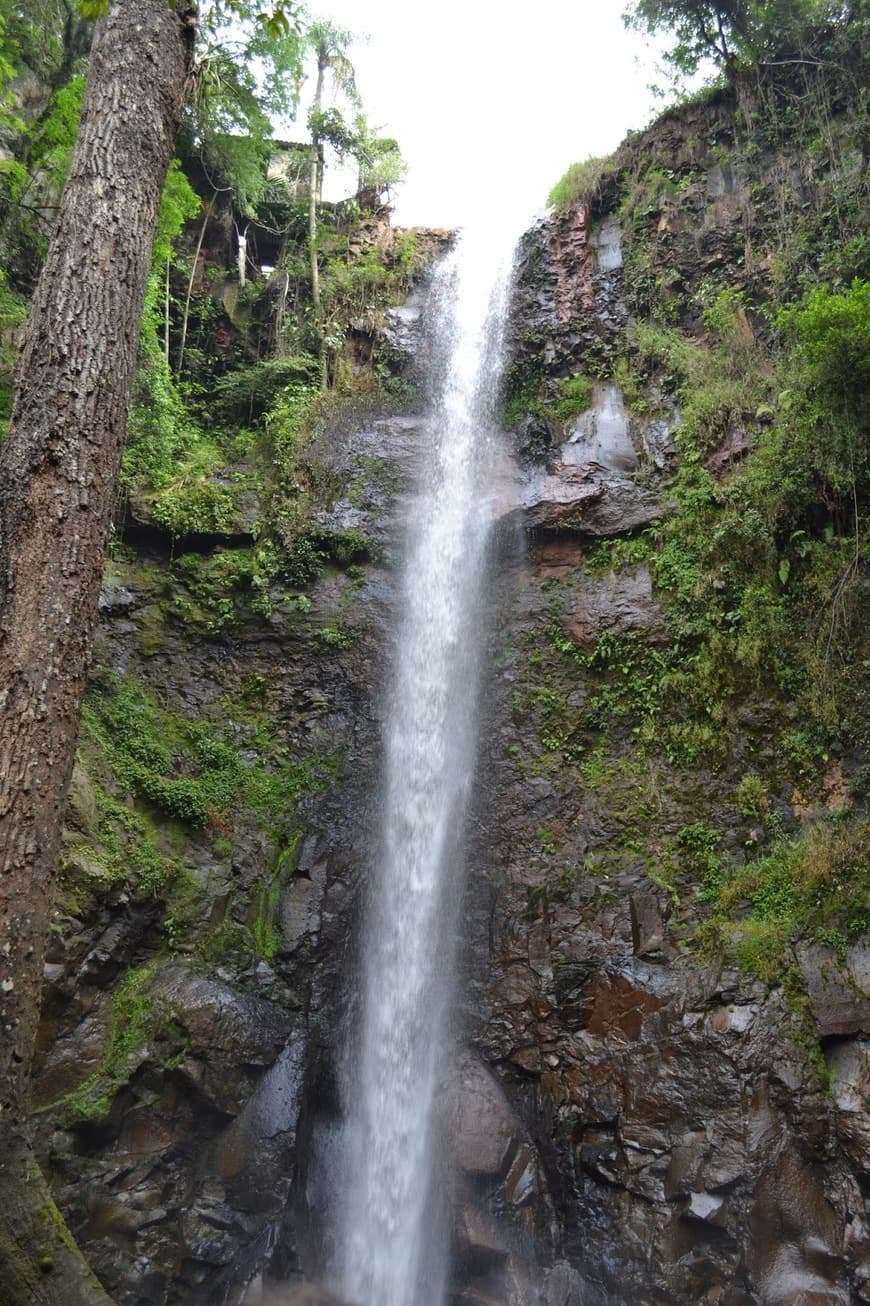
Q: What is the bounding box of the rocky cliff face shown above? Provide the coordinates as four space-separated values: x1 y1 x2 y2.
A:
33 71 868 1306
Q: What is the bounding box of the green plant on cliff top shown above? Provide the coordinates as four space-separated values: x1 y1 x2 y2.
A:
548 155 609 211
622 0 847 88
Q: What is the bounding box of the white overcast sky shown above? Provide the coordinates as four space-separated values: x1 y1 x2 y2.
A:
288 0 672 229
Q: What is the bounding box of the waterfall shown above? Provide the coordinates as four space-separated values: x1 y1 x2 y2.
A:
337 224 518 1306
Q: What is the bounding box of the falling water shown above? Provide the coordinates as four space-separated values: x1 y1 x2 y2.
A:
338 224 519 1306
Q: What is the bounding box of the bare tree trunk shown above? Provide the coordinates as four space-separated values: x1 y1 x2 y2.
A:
309 59 326 386
0 1 193 1301
176 190 215 378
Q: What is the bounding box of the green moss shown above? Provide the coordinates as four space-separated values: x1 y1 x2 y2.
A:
151 479 240 538
699 815 870 986
74 667 342 953
315 622 356 651
35 1201 79 1255
253 878 282 963
251 832 301 962
139 602 167 656
554 373 594 420
81 673 245 828
58 965 162 1122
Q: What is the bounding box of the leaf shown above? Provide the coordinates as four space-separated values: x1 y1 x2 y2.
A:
778 557 790 585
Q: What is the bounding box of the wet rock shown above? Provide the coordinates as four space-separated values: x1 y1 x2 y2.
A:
250 1288 352 1306
540 1262 591 1306
515 411 559 465
99 581 138 614
827 1037 870 1175
797 942 870 1037
518 467 660 536
562 385 636 474
456 1204 509 1270
150 965 293 1114
441 1048 519 1178
688 1190 725 1222
34 998 110 1105
504 1143 537 1207
280 852 328 953
629 893 667 959
383 287 427 361
572 563 663 644
591 218 623 271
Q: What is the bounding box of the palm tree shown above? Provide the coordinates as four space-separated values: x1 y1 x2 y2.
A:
305 20 358 383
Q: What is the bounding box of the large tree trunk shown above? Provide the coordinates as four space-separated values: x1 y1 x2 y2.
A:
0 1 193 1301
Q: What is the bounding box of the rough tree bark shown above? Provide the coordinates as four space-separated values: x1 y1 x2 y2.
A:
0 1 193 1301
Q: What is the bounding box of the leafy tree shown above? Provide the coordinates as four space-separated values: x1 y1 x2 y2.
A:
623 0 835 85
185 3 305 216
0 0 93 91
354 117 407 201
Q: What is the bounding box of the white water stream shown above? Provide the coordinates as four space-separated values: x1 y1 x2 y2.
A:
337 226 519 1306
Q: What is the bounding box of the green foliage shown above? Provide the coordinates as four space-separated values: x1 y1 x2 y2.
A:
607 301 867 756
185 4 305 214
122 163 204 501
81 674 245 828
58 964 174 1122
555 373 594 420
703 815 870 983
319 235 423 339
167 540 309 633
547 155 608 211
153 159 201 267
780 278 870 429
213 353 319 422
675 820 725 896
62 784 174 909
82 668 340 837
622 0 842 86
0 72 85 264
736 772 769 818
0 268 25 423
26 74 85 182
351 117 407 199
315 621 354 650
309 104 357 158
0 1 91 88
151 476 240 538
123 309 202 496
501 370 594 433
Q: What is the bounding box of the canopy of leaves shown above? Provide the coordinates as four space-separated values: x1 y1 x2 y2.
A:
184 5 305 214
622 0 852 84
781 279 870 411
0 0 92 89
354 119 406 196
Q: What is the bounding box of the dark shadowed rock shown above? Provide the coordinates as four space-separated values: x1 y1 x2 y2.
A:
629 893 667 958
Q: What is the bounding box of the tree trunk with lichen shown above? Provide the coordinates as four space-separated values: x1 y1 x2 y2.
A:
0 1 193 1300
